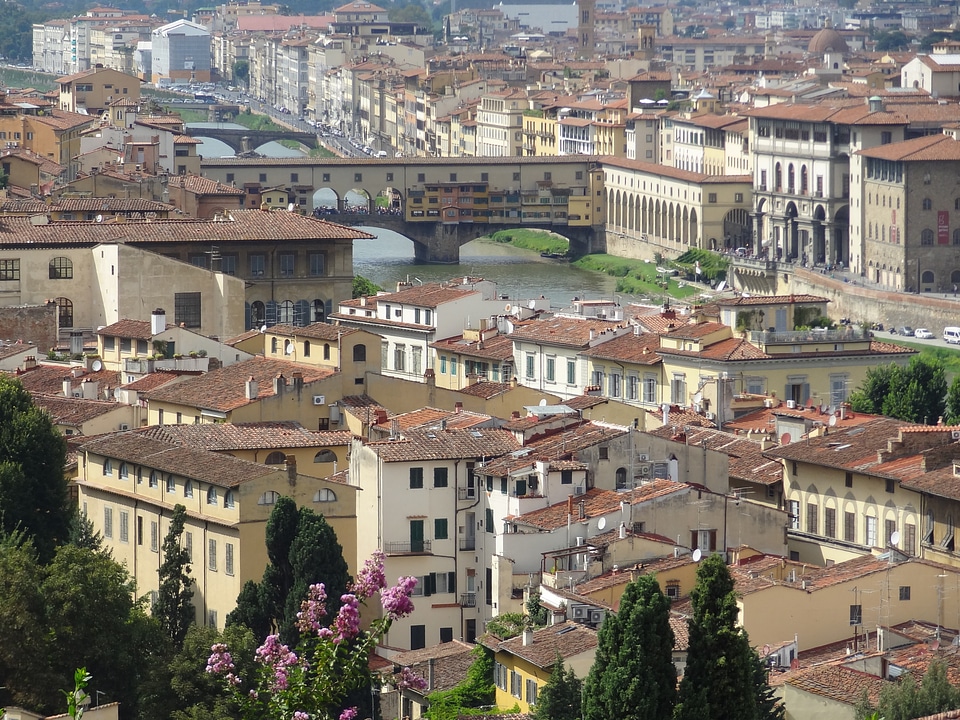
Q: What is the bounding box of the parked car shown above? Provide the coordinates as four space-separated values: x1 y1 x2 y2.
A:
897 326 914 336
914 328 935 339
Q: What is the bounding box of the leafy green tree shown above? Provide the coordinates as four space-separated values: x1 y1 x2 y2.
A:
849 363 897 414
0 375 71 562
227 496 350 644
857 661 960 720
352 274 382 298
675 555 781 720
526 589 549 627
945 375 960 425
69 509 105 553
232 59 249 85
874 30 909 51
881 356 946 424
534 655 582 720
154 504 195 648
388 1 433 27
424 646 496 720
584 574 676 720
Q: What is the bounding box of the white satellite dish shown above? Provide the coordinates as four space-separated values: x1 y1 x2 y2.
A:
287 202 295 212
829 415 837 427
890 530 901 546
95 214 103 223
91 359 103 372
692 548 703 562
597 517 607 531
528 299 536 310
716 280 727 292
504 303 512 313
260 325 267 333
539 398 547 406
693 392 703 405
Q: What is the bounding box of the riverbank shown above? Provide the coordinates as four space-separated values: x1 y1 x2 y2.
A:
481 231 712 302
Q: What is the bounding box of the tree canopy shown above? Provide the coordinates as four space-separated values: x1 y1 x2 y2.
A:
856 661 960 720
848 356 947 424
0 376 71 562
154 504 195 648
534 655 582 720
583 574 676 720
227 496 350 644
675 555 782 720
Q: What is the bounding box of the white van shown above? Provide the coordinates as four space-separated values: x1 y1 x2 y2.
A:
944 327 960 344
376 150 387 158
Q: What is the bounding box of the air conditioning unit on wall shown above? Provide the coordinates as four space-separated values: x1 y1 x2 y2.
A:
313 395 325 405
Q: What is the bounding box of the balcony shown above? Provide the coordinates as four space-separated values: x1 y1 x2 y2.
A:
749 327 870 345
459 537 476 551
384 540 432 555
460 592 476 608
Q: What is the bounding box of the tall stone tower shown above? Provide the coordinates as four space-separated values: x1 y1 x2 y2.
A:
578 0 595 55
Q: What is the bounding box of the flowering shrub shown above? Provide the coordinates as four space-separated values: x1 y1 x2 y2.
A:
208 551 417 720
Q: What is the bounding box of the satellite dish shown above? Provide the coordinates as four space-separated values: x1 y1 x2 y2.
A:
504 303 512 313
260 324 268 334
287 203 295 212
95 214 103 223
539 398 547 406
890 531 901 546
528 299 536 310
597 517 607 531
693 392 703 405
716 281 727 292
91 359 103 371
780 432 792 445
829 415 838 427
692 548 703 562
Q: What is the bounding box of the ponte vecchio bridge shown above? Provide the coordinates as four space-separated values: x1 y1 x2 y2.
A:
200 156 752 264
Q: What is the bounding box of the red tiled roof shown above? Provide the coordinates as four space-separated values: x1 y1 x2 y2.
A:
515 482 686 531
580 331 661 364
97 319 156 340
493 620 597 668
509 317 628 349
366 427 519 463
137 421 351 451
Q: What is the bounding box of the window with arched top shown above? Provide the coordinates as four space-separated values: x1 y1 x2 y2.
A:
923 198 933 210
184 479 194 498
615 467 627 490
224 490 235 509
258 490 280 505
303 340 311 357
251 301 266 327
314 488 337 503
207 486 218 505
166 474 175 493
323 343 331 360
921 229 934 246
278 300 294 324
271 337 279 353
284 339 294 356
353 344 367 362
104 458 113 476
314 449 338 463
265 451 287 465
149 470 158 488
922 270 935 284
49 256 73 279
119 462 129 479
55 297 73 328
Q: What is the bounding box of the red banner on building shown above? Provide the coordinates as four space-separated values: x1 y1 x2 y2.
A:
939 210 950 245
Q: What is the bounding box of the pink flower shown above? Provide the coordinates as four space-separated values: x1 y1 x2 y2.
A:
381 576 418 620
293 712 309 720
297 583 328 635
351 551 386 600
396 666 427 692
339 707 358 720
206 643 235 675
333 593 361 644
255 634 299 692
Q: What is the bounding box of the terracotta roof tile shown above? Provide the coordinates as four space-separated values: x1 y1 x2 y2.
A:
143 356 337 413
10 365 122 395
97 319 156 340
515 482 685 531
267 323 360 341
580 331 661 364
366 427 519 463
714 294 829 307
430 333 514 361
81 432 277 488
509 317 629 349
858 133 960 162
387 640 476 692
31 393 124 425
456 381 513 398
494 620 597 669
481 421 628 476
785 665 888 706
120 371 186 393
138 421 351 451
602 156 752 184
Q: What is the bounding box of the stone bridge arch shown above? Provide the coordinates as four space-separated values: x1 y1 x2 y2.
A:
184 126 318 154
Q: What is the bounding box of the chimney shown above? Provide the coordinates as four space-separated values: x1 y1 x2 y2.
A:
578 500 585 520
512 410 521 419
62 377 72 397
522 627 534 646
151 308 166 336
273 373 286 395
662 404 669 426
455 401 463 413
428 658 435 690
567 494 574 517
81 379 98 400
286 456 297 485
69 331 84 356
291 371 303 392
619 522 627 539
245 376 259 400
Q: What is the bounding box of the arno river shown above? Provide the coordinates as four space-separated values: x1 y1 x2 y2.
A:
352 228 622 307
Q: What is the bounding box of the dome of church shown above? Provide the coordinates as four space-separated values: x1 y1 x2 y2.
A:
808 26 848 55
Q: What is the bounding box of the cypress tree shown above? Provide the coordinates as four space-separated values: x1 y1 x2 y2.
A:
583 574 676 720
534 654 582 720
154 503 195 648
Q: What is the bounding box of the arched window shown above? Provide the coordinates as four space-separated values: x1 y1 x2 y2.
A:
184 479 194 498
278 300 294 324
149 470 158 488
271 337 279 353
615 467 627 489
119 462 129 480
265 451 286 465
921 229 934 245
166 474 176 493
207 486 218 505
314 449 338 463
251 301 266 327
800 165 808 195
774 162 782 191
954 229 960 246
923 198 933 210
954 197 960 210
104 458 113 475
49 256 73 279
353 344 366 362
258 490 280 505
224 489 235 509
922 270 935 284
313 299 326 323
303 340 311 357
284 339 293 356
314 488 337 502
55 297 73 328
323 343 331 360
787 164 795 193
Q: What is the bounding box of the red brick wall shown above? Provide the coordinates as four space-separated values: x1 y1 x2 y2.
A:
0 304 59 353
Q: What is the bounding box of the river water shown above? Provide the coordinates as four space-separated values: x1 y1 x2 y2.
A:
352 228 626 307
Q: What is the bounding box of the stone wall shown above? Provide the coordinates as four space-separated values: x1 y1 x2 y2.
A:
0 303 58 352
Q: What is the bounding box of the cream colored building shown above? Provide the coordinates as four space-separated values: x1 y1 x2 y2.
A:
477 88 528 158
58 66 142 114
77 431 356 628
